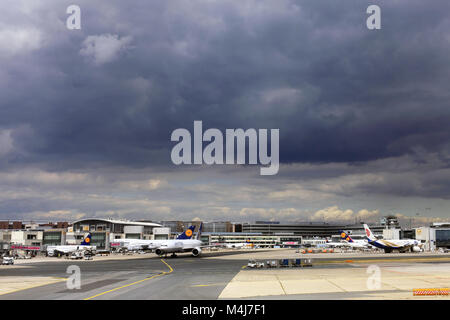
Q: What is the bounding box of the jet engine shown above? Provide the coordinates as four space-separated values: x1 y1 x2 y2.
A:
155 248 164 256
192 247 202 256
412 246 421 252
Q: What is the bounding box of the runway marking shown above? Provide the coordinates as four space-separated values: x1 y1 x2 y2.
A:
83 259 173 300
58 278 126 293
191 283 227 287
0 278 66 296
326 279 347 292
276 275 287 295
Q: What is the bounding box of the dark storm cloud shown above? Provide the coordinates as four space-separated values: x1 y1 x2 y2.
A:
1 0 450 171
1 0 450 222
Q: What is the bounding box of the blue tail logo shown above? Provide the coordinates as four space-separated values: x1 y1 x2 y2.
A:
81 233 92 245
177 225 196 239
339 231 354 243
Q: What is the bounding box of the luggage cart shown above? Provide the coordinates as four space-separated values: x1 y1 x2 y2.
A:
279 259 289 267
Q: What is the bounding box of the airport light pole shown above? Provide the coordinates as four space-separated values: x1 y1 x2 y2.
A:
425 208 431 226
414 212 420 228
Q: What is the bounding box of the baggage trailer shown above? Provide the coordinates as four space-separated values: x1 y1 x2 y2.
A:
279 259 290 267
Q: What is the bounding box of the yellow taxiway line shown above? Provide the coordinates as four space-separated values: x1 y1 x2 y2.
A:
0 278 66 296
83 259 173 300
191 283 227 287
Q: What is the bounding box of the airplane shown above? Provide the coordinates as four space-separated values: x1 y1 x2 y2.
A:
111 225 196 251
154 223 205 257
363 224 423 253
47 233 96 256
324 232 367 249
324 239 347 248
338 231 370 249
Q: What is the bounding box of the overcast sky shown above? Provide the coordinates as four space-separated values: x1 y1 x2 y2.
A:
0 0 449 226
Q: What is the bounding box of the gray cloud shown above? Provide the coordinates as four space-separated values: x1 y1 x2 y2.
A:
0 1 449 222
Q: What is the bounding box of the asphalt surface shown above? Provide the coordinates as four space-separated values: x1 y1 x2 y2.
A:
0 255 246 300
0 252 449 300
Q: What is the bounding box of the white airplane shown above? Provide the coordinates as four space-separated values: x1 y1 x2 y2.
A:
325 232 367 249
47 233 96 256
338 231 369 249
363 224 423 253
154 223 205 257
325 238 349 248
112 225 196 251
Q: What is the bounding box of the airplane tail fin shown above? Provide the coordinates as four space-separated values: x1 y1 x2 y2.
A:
176 225 195 239
363 224 377 241
81 233 92 245
339 230 354 243
195 222 203 240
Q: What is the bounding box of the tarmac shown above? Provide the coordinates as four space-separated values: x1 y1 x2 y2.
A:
0 276 66 296
220 261 450 299
0 249 449 300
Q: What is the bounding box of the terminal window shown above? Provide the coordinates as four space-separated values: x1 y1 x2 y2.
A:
436 230 450 247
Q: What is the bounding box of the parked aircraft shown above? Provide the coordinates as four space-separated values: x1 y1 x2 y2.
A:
112 225 196 251
339 231 370 249
47 233 96 256
364 224 423 253
325 232 367 249
154 223 205 257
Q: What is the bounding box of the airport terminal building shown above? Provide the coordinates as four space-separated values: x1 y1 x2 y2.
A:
416 223 450 251
1 217 449 255
0 218 166 254
241 222 386 239
69 218 166 251
203 232 303 248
